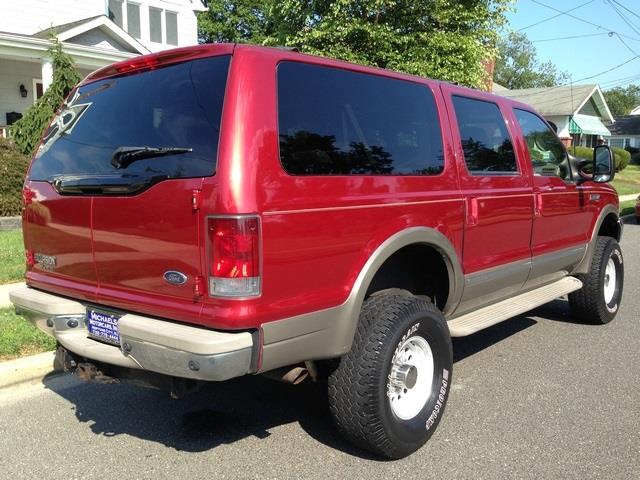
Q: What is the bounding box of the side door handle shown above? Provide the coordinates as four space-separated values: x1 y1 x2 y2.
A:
534 192 543 217
467 197 478 226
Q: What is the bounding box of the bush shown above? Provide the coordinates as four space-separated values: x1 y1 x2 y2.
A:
612 147 631 171
569 145 593 161
625 146 639 155
11 37 80 155
569 145 630 171
631 152 640 165
0 139 29 216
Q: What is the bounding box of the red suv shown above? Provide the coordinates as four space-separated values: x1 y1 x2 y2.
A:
11 44 624 459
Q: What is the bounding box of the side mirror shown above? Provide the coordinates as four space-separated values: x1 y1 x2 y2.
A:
592 145 615 183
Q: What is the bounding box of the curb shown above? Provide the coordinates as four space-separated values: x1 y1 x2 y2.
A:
0 216 21 231
0 281 25 308
0 351 61 389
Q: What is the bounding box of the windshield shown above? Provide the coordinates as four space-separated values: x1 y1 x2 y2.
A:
28 55 231 186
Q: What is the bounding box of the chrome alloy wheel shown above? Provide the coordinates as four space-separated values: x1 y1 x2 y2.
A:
603 257 617 304
387 335 434 420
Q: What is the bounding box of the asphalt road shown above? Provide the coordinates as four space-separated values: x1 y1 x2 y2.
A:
1 221 639 480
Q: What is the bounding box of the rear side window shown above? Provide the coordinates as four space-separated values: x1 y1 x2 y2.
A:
29 55 230 183
277 62 444 176
452 96 517 175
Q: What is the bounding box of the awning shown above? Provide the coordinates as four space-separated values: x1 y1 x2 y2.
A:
568 114 611 136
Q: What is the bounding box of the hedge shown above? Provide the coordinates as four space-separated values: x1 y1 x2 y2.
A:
0 139 29 217
569 145 630 171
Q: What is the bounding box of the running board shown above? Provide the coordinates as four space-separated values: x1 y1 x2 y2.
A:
448 276 583 337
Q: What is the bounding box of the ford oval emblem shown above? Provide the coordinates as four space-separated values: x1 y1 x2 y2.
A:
164 271 188 286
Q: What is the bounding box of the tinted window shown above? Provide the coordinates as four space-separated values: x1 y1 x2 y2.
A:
514 108 571 180
29 56 230 183
452 96 517 174
277 62 444 175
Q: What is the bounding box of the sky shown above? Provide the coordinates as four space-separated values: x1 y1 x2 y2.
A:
505 0 640 90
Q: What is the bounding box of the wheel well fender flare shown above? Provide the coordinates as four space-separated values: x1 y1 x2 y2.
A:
335 227 463 351
573 204 621 275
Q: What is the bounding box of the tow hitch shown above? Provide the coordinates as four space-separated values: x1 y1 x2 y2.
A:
54 346 119 384
53 345 201 397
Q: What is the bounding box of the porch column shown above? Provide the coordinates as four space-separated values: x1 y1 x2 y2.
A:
41 57 53 93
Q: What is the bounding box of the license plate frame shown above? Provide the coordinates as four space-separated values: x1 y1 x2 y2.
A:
86 308 121 345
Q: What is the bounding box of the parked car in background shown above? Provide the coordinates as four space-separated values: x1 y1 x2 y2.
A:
10 44 624 459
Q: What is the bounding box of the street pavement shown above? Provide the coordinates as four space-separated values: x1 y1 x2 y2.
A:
1 221 639 480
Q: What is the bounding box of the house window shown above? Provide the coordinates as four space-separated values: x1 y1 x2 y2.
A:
166 11 178 45
108 0 123 28
609 138 625 148
32 79 44 105
127 2 141 39
149 7 163 43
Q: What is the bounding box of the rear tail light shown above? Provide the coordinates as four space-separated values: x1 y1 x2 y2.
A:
207 216 261 297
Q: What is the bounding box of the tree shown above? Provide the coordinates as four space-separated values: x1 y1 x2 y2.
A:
198 0 513 89
494 31 568 89
603 84 640 116
11 37 81 155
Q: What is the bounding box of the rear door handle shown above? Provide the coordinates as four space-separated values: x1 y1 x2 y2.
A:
534 192 543 217
467 197 478 226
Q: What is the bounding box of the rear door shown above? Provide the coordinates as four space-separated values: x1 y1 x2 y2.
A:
25 55 231 321
441 86 534 312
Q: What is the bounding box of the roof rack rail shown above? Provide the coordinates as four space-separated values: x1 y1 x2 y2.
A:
275 46 299 52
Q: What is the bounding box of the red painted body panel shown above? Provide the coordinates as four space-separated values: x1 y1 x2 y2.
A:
21 43 619 334
22 180 98 303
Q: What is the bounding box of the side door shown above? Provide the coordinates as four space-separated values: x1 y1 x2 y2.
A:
510 108 593 288
441 86 534 314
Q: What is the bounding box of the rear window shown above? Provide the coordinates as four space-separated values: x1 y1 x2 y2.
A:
277 62 444 176
451 95 517 175
29 55 230 185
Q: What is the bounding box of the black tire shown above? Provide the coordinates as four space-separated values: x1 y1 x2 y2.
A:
569 236 624 324
328 290 453 459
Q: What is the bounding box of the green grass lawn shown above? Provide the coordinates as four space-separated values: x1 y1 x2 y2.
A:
0 307 56 361
612 164 640 196
0 229 24 284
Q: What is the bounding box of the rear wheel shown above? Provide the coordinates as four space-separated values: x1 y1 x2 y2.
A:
569 236 624 324
328 290 452 459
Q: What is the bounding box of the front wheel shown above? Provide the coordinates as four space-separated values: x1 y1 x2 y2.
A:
569 236 624 324
328 290 452 459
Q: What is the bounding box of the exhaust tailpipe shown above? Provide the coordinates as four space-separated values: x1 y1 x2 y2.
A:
263 365 309 384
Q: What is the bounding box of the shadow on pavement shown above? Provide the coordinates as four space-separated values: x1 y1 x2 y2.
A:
42 299 575 459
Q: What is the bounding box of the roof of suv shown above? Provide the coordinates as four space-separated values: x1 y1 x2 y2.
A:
83 43 537 114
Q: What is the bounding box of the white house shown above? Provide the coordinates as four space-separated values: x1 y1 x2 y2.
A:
607 116 640 150
0 0 206 136
494 84 614 148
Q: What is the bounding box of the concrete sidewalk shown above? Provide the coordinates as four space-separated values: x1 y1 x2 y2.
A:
619 193 639 202
0 281 24 308
0 351 59 389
